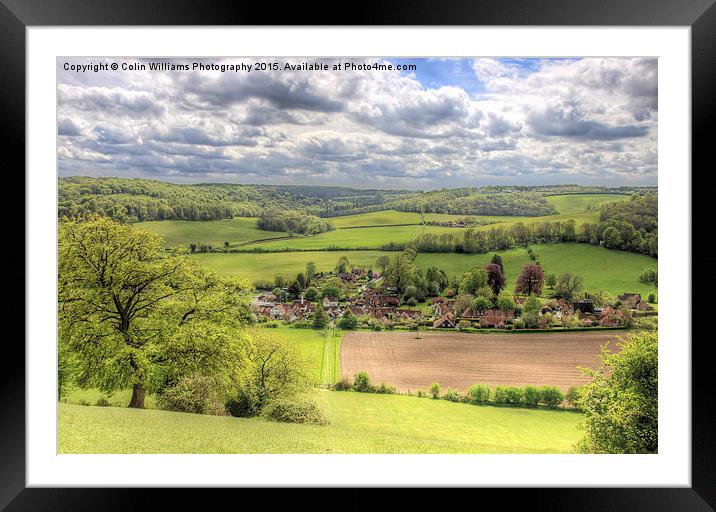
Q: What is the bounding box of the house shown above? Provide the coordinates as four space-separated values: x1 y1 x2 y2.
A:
433 313 456 328
253 293 278 307
635 301 653 311
618 293 642 307
323 296 339 308
459 308 514 327
394 309 422 320
599 305 625 327
572 299 595 314
479 309 514 328
429 301 451 317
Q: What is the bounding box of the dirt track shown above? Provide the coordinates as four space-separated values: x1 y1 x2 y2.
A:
341 330 627 393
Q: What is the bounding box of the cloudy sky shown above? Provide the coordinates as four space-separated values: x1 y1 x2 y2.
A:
57 57 657 189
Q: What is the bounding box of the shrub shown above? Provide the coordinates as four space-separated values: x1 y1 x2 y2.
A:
497 295 516 311
494 386 523 405
473 296 492 311
405 297 418 306
443 388 463 403
375 382 397 394
512 318 525 329
332 377 353 391
353 371 372 393
157 374 226 416
95 397 111 407
540 386 564 407
633 316 658 331
225 388 259 418
261 397 328 425
416 390 426 398
523 385 541 407
467 384 491 403
338 310 358 330
647 293 657 303
429 382 441 399
458 320 471 330
565 387 581 409
639 268 657 284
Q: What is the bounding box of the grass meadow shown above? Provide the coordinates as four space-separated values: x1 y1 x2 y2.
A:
194 243 657 297
545 193 630 214
137 193 621 252
135 217 290 248
59 390 584 454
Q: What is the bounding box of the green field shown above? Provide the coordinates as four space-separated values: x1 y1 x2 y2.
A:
545 193 630 214
136 194 614 251
415 243 657 297
269 327 342 385
135 217 290 248
330 210 425 228
58 390 583 454
247 224 464 251
194 250 388 281
195 243 657 297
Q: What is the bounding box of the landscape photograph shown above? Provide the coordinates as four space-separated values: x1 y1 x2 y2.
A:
57 57 658 454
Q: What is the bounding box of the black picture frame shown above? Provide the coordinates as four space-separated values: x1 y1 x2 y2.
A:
4 0 714 509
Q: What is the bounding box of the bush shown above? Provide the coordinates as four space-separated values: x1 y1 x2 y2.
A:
225 388 259 418
261 397 328 425
430 382 441 399
647 293 657 303
565 387 581 409
443 388 463 403
375 382 397 394
467 384 491 403
494 386 523 405
95 397 111 407
157 374 227 416
332 377 353 391
338 310 358 330
633 316 658 331
497 295 516 311
458 320 471 329
405 297 418 306
512 318 525 329
540 386 564 407
353 371 372 393
523 385 541 407
639 268 657 284
416 390 426 398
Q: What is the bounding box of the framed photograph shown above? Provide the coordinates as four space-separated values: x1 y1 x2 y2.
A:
6 0 714 508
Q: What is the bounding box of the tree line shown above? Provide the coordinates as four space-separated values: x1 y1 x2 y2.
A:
409 201 657 257
257 210 334 235
58 176 414 223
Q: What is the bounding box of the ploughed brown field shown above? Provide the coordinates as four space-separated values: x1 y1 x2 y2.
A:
341 330 627 393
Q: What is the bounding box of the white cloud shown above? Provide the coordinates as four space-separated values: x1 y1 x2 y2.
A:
57 57 657 188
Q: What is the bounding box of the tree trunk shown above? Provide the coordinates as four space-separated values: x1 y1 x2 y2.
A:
128 383 146 408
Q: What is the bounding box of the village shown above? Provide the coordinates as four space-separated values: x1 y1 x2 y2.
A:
251 266 655 331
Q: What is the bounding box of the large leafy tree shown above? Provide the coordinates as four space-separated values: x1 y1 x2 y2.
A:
58 217 251 408
575 332 658 453
485 263 505 297
554 272 584 301
236 329 312 409
490 254 504 273
515 263 545 296
385 252 418 293
459 267 488 295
